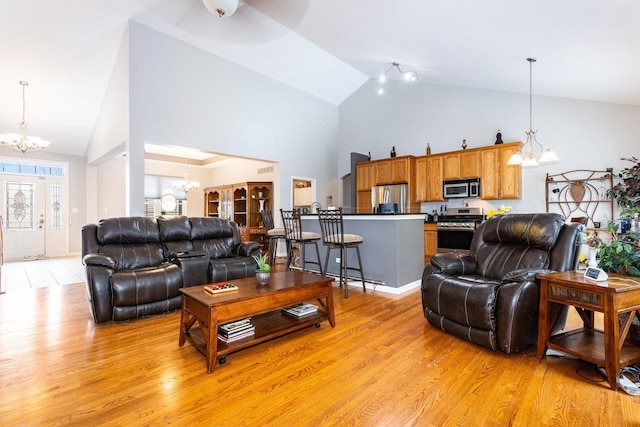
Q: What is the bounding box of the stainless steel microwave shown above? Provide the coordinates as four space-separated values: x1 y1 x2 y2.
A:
443 178 481 199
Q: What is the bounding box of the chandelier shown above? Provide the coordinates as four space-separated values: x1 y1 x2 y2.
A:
173 172 200 193
507 58 558 168
377 62 418 95
0 81 51 154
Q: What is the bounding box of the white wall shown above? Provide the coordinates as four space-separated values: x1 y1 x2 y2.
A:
86 27 130 166
126 22 339 215
339 79 640 216
96 156 126 219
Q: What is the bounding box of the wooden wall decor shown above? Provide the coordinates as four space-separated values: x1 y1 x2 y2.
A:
545 169 614 229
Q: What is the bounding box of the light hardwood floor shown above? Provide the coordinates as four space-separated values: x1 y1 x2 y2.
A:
0 273 639 425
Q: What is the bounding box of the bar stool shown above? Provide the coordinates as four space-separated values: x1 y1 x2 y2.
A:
280 209 323 274
317 208 365 298
260 210 287 268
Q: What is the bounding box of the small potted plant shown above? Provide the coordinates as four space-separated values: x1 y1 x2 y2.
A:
253 252 271 285
584 231 603 268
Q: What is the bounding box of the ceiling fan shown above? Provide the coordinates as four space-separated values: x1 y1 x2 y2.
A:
201 0 241 18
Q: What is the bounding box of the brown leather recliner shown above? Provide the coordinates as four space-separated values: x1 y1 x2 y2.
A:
421 213 584 354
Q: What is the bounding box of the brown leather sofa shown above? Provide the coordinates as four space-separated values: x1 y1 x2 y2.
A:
421 213 584 354
81 216 261 323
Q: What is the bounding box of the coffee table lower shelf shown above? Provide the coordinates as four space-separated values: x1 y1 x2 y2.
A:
183 309 328 364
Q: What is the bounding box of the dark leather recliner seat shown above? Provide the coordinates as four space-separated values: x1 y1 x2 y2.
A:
421 213 584 353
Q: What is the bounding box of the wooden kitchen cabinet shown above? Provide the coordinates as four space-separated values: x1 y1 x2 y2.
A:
498 144 522 199
356 161 375 192
424 222 438 263
356 191 372 213
479 142 522 199
415 154 443 202
427 155 444 201
390 156 413 183
375 160 391 184
415 157 429 202
460 150 481 178
442 153 460 180
443 150 480 179
355 156 416 212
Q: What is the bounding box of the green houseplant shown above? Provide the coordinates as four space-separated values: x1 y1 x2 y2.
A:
598 225 640 276
607 157 640 218
253 252 271 284
599 157 640 276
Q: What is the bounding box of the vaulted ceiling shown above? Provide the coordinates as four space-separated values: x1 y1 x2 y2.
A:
1 0 639 158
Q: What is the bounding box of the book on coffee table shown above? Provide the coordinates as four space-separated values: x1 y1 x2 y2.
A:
282 303 319 317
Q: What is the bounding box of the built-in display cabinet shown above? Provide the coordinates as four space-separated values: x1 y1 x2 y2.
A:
204 181 272 246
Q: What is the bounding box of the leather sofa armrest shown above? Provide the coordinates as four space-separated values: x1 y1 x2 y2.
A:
169 251 206 262
235 241 261 257
430 252 477 275
501 268 555 284
83 253 115 270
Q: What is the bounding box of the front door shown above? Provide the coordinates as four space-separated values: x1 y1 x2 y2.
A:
1 171 67 261
2 176 46 260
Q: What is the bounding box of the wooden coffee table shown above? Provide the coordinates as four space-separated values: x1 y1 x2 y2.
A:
179 270 335 373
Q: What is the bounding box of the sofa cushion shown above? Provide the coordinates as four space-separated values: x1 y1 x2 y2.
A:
100 243 165 270
157 215 194 256
97 217 160 244
111 264 183 306
190 217 238 259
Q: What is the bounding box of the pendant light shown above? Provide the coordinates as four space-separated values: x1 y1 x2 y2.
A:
507 58 558 167
0 81 51 154
173 153 200 193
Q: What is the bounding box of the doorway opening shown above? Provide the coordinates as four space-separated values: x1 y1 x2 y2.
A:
292 177 316 212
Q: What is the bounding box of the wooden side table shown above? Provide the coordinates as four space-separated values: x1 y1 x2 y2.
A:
536 271 640 390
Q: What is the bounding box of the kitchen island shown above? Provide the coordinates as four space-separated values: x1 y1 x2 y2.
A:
301 214 425 293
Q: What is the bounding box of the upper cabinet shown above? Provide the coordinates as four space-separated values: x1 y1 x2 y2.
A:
460 150 481 178
368 155 414 185
356 143 522 211
479 142 522 200
355 155 416 212
416 154 444 202
356 162 375 192
442 153 461 180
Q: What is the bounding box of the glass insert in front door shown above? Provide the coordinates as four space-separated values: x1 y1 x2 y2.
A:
5 181 35 231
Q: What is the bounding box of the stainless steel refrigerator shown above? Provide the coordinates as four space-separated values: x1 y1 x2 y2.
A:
371 183 409 213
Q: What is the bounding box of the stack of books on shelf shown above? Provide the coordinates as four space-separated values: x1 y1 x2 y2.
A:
282 303 319 318
218 318 255 343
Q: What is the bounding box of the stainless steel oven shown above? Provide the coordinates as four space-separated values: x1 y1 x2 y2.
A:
436 207 483 255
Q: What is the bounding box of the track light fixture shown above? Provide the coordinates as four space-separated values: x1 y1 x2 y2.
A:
377 62 418 95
